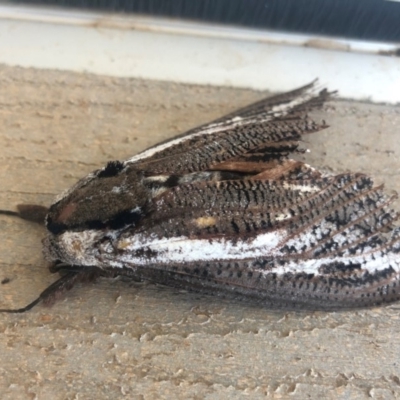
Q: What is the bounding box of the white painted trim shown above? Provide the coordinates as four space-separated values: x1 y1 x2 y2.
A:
0 4 399 103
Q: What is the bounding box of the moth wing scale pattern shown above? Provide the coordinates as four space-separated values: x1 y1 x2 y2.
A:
109 173 400 309
1 80 400 312
127 81 331 175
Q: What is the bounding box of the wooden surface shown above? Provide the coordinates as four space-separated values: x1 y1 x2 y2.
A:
1 65 400 399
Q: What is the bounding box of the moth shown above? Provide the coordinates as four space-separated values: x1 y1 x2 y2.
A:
1 80 400 313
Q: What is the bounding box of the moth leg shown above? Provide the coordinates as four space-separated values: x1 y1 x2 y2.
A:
0 204 49 225
0 267 102 313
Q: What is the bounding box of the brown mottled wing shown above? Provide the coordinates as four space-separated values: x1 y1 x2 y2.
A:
118 173 400 309
129 81 332 176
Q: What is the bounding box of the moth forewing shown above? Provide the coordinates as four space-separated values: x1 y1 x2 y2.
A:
1 81 400 313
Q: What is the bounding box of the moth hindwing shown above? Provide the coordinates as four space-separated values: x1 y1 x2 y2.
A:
1 80 400 312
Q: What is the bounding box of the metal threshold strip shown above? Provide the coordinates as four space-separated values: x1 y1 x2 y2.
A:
0 4 399 102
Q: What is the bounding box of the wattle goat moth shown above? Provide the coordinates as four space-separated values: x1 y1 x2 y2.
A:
1 80 400 312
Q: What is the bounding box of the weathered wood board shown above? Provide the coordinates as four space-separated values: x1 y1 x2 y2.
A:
1 65 400 399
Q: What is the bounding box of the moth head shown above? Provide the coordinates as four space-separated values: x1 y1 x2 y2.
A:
45 162 150 235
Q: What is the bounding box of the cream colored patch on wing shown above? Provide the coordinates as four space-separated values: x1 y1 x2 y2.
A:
194 216 217 228
117 240 131 250
275 214 291 221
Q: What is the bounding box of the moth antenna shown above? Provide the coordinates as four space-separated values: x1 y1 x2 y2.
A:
0 210 20 217
0 268 90 314
0 294 43 313
0 204 49 225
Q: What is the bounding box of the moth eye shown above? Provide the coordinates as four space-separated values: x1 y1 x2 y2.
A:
97 160 124 178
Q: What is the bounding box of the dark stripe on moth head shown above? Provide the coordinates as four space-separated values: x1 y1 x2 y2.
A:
97 160 124 178
46 218 68 234
86 220 107 230
44 164 123 226
45 166 150 235
108 209 143 230
57 209 143 232
46 202 77 234
47 208 143 234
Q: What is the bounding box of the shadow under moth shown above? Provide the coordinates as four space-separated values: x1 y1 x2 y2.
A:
1 81 400 313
